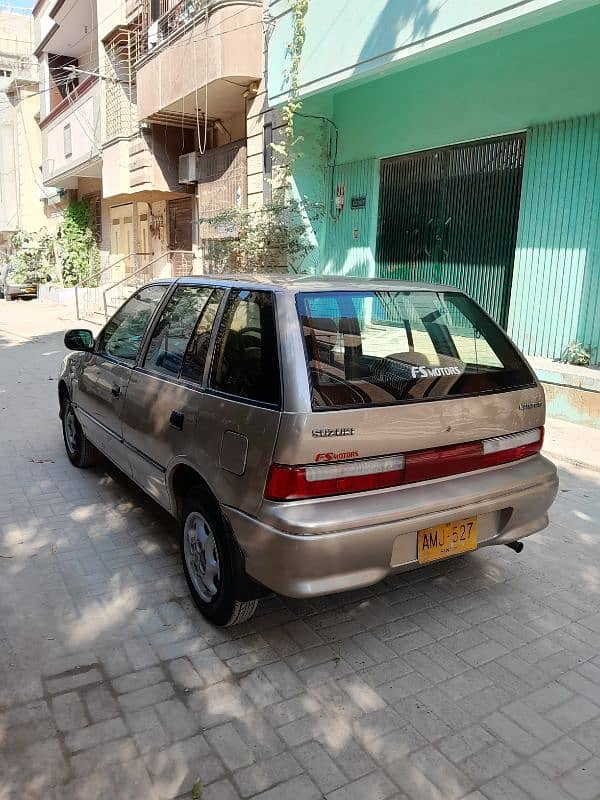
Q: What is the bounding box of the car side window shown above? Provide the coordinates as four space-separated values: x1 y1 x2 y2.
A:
209 289 280 405
97 284 167 364
144 285 216 378
180 288 225 384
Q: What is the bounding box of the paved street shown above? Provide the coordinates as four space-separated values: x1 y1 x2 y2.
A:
1 299 600 800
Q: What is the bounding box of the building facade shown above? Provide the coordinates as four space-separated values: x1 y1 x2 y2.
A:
0 10 60 253
33 0 268 291
267 0 600 366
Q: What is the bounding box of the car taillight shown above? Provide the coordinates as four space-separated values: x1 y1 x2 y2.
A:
404 427 544 483
264 428 543 501
264 455 406 501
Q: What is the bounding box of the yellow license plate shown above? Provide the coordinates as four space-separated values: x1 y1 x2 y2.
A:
417 516 477 564
25 287 35 293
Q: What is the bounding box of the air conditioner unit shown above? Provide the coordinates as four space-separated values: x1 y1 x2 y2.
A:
179 152 198 184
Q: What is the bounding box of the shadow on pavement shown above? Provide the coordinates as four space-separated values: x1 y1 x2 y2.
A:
1 308 600 799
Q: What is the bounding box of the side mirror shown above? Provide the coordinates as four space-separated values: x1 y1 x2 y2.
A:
64 329 94 352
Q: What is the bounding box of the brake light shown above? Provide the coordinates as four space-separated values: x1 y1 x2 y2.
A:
265 455 405 501
264 428 543 501
403 427 543 483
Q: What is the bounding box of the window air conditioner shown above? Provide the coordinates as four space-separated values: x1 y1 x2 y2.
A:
179 152 198 184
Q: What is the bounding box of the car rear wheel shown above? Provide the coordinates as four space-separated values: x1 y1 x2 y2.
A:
61 396 96 468
180 489 258 627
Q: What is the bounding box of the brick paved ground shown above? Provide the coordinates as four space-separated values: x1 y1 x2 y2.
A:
1 300 600 800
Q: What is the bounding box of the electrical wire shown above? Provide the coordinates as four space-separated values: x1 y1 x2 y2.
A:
14 82 48 196
12 1 267 212
32 4 264 133
37 1 262 68
8 71 91 101
193 2 209 155
293 110 340 221
61 75 103 150
14 69 103 163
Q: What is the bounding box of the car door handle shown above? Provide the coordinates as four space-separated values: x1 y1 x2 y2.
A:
169 410 184 431
111 384 121 398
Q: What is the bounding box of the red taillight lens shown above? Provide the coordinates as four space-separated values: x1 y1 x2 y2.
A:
264 455 406 501
265 428 543 501
404 427 544 482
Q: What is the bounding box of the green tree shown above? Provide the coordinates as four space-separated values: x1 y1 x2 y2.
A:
7 229 56 284
57 200 100 287
200 198 323 273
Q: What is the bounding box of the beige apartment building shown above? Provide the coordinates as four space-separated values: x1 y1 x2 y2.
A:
0 10 61 254
33 0 270 290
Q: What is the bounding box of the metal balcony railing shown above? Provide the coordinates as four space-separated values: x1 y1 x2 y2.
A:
140 0 260 58
147 0 204 52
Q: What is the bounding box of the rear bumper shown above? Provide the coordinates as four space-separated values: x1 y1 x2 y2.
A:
225 455 558 598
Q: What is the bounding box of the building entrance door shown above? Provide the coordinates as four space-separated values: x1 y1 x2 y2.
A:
110 203 134 279
168 197 194 276
376 134 525 326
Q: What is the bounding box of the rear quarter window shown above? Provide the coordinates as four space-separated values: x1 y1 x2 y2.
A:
209 289 280 406
298 290 535 409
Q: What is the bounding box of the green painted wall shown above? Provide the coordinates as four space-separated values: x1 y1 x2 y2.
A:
268 0 598 104
288 7 600 362
290 110 335 272
326 4 600 164
321 159 379 278
508 114 600 361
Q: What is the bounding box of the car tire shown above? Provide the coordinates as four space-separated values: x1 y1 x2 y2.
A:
61 395 96 468
180 488 258 627
5 294 13 301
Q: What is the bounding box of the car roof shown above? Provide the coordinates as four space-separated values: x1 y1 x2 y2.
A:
154 273 459 293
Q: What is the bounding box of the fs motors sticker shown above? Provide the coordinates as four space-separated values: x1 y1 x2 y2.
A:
315 450 359 462
411 365 462 379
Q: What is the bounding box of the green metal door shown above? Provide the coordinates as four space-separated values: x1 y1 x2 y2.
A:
376 134 525 327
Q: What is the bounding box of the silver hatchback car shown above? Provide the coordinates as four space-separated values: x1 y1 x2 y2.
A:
59 275 558 626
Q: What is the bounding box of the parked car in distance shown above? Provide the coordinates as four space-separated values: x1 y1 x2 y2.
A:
59 275 559 626
1 261 38 300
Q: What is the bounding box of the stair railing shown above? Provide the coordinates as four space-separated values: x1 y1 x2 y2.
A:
101 251 169 319
101 250 197 319
74 252 152 320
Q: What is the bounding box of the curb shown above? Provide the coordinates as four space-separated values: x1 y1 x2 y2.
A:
543 449 600 474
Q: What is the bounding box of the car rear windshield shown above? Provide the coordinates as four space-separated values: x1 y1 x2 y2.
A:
297 290 535 409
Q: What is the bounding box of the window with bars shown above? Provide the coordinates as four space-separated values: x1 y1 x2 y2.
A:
104 28 138 141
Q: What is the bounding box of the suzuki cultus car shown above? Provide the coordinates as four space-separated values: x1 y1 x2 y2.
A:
59 276 558 625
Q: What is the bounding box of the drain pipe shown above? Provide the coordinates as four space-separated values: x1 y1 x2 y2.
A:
505 541 524 553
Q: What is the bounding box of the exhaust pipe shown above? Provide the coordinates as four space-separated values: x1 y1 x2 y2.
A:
505 541 524 553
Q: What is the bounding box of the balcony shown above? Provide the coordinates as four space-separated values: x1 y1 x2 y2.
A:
136 0 262 125
139 0 261 57
102 127 195 198
41 77 102 187
35 0 98 121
